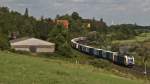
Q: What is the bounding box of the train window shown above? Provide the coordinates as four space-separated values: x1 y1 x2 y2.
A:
128 58 133 63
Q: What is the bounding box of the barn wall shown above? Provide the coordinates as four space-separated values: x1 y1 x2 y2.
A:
14 48 30 52
36 47 55 53
11 45 55 53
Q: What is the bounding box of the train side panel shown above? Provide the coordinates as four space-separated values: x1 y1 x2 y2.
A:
98 49 103 58
106 51 113 61
93 48 103 58
78 44 82 51
93 48 99 56
102 50 107 59
117 56 125 65
89 48 94 55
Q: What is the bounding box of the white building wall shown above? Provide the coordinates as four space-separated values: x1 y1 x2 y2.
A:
14 48 30 52
12 45 55 53
36 48 55 53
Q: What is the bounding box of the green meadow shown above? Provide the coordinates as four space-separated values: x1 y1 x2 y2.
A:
112 32 150 44
0 51 147 84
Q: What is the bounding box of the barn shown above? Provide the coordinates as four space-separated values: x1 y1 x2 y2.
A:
10 37 55 53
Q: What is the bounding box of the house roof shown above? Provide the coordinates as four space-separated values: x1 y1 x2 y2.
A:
10 38 55 46
10 37 30 43
82 19 92 23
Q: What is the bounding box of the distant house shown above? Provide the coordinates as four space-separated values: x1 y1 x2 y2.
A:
55 20 69 29
82 18 107 28
82 23 91 28
82 19 92 28
10 37 55 53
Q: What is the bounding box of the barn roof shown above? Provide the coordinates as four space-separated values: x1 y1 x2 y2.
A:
10 37 30 43
10 38 55 46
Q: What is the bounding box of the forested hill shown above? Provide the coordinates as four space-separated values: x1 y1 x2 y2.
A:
0 6 107 57
0 7 54 39
0 7 55 50
0 6 149 57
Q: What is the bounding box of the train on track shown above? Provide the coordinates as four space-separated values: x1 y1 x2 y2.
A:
71 37 135 67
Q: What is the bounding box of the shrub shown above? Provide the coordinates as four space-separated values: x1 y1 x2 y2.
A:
0 34 9 50
89 59 112 69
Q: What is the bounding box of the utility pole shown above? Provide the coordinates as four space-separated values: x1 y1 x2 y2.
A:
144 61 148 84
144 62 147 75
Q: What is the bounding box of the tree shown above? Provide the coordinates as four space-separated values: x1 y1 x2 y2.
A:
100 18 103 22
0 7 9 13
71 12 81 20
90 17 96 31
48 25 73 57
35 19 52 40
56 14 60 19
24 8 29 17
0 33 9 50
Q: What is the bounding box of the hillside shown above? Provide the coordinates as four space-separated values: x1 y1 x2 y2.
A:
87 32 150 68
112 32 150 44
112 32 150 67
0 51 147 84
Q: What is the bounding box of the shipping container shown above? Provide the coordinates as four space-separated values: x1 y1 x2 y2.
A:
117 56 125 65
89 47 94 55
97 49 103 58
102 50 107 58
106 51 113 61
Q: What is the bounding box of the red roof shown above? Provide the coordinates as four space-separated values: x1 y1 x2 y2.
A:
56 20 69 29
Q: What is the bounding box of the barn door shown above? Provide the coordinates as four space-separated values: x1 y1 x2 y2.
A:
29 46 37 53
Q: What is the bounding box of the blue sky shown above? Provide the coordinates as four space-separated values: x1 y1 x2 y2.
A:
0 0 150 26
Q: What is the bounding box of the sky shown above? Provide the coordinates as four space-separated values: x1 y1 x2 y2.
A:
0 0 150 26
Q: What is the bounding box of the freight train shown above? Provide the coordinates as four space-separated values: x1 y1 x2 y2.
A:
71 37 135 67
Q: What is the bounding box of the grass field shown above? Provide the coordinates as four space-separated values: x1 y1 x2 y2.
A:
112 32 150 44
0 51 147 84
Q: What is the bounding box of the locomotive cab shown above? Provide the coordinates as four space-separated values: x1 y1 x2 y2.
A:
125 55 135 67
127 56 135 66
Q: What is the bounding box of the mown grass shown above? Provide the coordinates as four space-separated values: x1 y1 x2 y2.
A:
0 51 147 84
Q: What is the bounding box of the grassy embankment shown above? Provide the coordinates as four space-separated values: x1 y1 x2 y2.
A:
112 32 150 44
0 51 147 84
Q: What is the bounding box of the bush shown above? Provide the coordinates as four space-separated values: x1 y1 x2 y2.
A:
0 34 10 50
9 50 31 55
89 59 112 69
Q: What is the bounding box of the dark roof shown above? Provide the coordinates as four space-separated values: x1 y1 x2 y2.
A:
82 19 92 23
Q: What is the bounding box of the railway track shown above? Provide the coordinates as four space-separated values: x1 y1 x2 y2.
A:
131 65 150 75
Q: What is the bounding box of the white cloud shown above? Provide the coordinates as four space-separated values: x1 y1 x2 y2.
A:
71 0 85 2
0 0 150 25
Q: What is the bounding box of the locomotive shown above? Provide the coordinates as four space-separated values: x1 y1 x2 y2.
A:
71 37 135 67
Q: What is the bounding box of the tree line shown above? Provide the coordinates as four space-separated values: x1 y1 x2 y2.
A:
0 7 149 58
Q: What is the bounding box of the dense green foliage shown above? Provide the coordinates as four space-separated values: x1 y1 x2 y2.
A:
0 6 149 61
0 33 9 50
0 6 150 71
0 7 107 57
48 25 72 57
0 7 54 51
